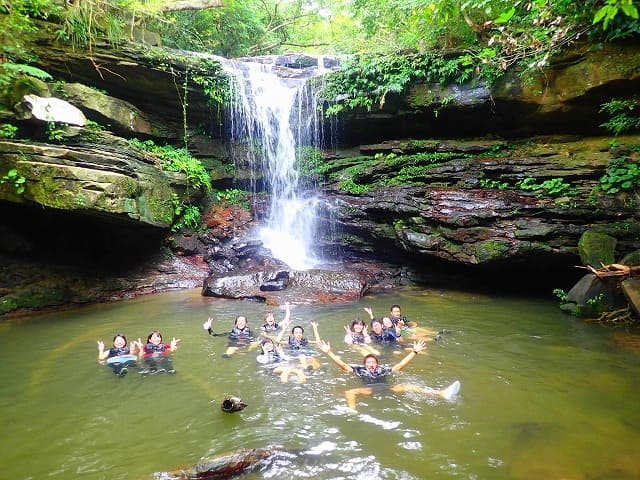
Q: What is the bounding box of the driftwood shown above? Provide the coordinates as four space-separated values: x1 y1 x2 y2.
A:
578 263 640 280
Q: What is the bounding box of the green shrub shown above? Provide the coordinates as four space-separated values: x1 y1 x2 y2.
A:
129 138 211 191
0 123 18 139
1 168 26 194
516 177 574 197
599 158 640 193
600 97 640 135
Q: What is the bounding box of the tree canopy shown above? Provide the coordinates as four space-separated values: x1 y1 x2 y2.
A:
1 0 638 80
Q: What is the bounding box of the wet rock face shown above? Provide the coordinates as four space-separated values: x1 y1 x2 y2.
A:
316 136 640 277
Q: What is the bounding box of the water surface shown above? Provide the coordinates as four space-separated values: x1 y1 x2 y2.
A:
1 287 639 479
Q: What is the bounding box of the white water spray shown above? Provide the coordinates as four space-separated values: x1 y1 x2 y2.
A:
222 58 325 270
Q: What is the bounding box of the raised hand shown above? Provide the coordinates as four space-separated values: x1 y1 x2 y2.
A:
412 339 426 353
203 317 213 330
319 339 331 353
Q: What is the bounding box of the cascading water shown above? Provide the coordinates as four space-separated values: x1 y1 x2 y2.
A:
222 58 326 270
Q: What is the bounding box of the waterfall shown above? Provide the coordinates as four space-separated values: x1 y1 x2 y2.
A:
222 58 325 270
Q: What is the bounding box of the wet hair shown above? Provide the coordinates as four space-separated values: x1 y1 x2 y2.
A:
264 312 275 322
390 304 402 312
370 318 382 328
260 338 275 353
234 316 248 326
381 316 393 326
113 333 127 344
291 325 304 335
363 353 379 365
146 330 162 343
351 319 366 329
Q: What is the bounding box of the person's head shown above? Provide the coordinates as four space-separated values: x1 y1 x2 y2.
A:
113 333 127 348
260 338 275 354
390 304 402 319
147 330 162 345
363 353 379 373
291 325 305 340
235 316 248 329
370 319 383 334
264 312 276 325
351 319 366 333
381 316 394 328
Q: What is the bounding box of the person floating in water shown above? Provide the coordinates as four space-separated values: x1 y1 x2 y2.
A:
368 317 401 346
317 338 461 411
344 318 380 356
137 330 180 374
97 333 136 377
261 302 290 334
203 315 257 357
366 306 439 342
256 337 307 383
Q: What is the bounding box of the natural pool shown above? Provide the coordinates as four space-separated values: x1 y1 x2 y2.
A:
1 286 639 480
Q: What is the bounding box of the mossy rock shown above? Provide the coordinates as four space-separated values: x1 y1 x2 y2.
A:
578 230 617 267
475 240 511 263
3 76 50 109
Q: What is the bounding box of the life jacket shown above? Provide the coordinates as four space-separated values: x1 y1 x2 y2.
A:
288 336 308 350
349 332 366 345
108 346 130 358
144 343 168 357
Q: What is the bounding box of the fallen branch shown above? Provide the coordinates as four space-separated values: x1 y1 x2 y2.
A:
577 263 640 280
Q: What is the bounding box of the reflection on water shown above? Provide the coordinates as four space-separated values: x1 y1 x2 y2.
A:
1 287 640 479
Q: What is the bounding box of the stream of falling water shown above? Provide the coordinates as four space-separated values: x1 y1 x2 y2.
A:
222 58 327 270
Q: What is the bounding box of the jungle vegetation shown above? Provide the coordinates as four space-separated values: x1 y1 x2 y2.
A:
1 1 638 66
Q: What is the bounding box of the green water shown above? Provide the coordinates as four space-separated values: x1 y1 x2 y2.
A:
1 287 639 480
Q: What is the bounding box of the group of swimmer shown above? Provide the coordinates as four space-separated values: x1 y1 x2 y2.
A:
97 330 180 376
97 302 460 410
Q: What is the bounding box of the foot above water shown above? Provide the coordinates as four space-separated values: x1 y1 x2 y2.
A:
441 380 461 400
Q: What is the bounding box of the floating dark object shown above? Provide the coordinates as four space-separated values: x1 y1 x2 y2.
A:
221 395 247 413
152 447 285 479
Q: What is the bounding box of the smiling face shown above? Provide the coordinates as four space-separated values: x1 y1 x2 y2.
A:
261 340 275 354
371 321 383 334
113 335 127 348
264 313 275 325
292 326 304 340
364 355 379 373
390 306 402 319
148 332 162 345
382 317 393 328
235 316 248 329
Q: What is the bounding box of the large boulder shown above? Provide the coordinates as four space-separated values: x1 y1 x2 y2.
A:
560 273 628 318
578 230 617 268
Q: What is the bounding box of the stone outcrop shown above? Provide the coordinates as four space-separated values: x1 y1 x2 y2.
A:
0 134 190 228
316 136 640 280
336 43 640 144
